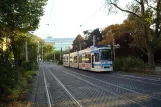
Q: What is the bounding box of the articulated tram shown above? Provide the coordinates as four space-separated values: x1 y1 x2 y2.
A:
63 45 113 72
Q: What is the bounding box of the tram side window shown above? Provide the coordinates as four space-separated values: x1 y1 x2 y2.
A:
82 56 85 63
67 57 68 62
85 54 88 63
88 54 91 63
94 53 99 62
79 56 82 63
70 57 72 63
74 56 77 63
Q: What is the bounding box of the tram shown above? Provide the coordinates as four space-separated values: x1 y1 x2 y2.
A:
63 45 113 72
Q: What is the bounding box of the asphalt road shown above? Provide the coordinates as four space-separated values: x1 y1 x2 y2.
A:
28 62 161 107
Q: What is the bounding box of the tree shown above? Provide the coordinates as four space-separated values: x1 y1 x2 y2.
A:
105 0 161 65
39 43 54 61
99 24 120 45
43 44 54 55
71 34 85 52
27 35 44 63
85 28 103 47
0 0 47 67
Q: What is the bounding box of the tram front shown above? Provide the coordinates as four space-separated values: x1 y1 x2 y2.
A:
99 49 113 71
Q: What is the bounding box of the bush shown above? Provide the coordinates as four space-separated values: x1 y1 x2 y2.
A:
0 65 36 100
32 62 39 70
113 57 146 72
21 61 32 71
22 61 39 71
7 70 36 100
113 57 124 71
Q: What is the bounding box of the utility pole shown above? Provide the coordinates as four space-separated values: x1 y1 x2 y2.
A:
79 40 81 51
53 42 55 63
112 39 120 61
42 44 43 62
60 42 62 61
25 41 28 61
93 35 96 46
37 41 39 63
80 44 81 51
113 39 115 61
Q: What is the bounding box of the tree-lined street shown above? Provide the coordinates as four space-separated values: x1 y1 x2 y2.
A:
0 0 161 106
29 63 161 107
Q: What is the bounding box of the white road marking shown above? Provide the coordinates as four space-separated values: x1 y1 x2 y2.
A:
61 68 161 101
42 67 52 107
47 68 83 107
120 74 161 82
107 75 161 86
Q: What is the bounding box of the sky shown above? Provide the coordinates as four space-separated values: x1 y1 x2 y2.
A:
34 0 129 39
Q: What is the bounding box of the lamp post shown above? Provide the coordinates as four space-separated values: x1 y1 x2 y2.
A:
25 41 28 61
60 42 62 61
25 33 33 61
37 41 39 63
112 39 120 61
42 44 43 62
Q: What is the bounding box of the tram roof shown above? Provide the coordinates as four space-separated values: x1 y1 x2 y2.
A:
63 45 111 56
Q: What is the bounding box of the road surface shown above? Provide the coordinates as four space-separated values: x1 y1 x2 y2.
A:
28 62 161 107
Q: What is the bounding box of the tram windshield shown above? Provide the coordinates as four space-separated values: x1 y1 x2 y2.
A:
100 49 111 60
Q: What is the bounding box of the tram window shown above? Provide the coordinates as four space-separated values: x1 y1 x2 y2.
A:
85 54 88 63
79 56 82 63
100 49 111 60
67 57 68 62
74 56 77 63
82 56 85 63
88 54 91 63
70 57 72 63
94 53 99 62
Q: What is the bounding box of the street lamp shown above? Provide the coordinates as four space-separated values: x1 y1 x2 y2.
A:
112 39 120 61
25 33 33 61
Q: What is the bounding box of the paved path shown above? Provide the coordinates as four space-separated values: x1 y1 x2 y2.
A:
28 62 161 107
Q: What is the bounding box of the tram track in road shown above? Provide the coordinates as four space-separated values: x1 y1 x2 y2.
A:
47 69 83 107
42 69 52 107
48 65 161 107
61 68 161 100
60 66 161 92
64 66 161 86
47 67 144 107
42 63 83 107
47 65 146 107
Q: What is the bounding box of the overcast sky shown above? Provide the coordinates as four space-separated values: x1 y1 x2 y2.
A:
34 0 129 39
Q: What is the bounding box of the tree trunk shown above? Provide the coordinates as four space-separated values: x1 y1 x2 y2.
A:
10 37 19 68
147 46 155 66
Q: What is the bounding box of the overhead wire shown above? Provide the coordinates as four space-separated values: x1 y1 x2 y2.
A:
48 0 55 24
81 3 106 27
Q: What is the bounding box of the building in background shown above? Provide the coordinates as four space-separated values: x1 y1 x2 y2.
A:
44 37 74 51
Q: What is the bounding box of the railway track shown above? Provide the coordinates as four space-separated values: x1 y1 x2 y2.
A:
30 63 161 107
48 63 161 107
42 64 83 107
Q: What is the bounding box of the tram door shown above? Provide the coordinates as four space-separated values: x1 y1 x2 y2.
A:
92 55 94 68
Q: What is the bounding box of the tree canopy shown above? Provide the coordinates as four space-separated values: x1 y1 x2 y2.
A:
71 34 85 52
105 0 161 65
0 0 47 67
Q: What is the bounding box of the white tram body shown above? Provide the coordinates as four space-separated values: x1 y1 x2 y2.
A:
63 45 113 72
